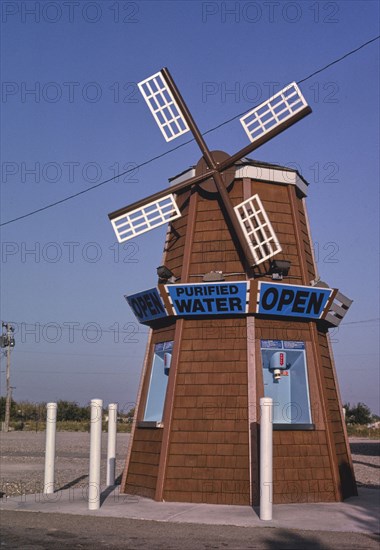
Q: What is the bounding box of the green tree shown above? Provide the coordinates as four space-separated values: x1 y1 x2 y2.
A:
344 402 373 425
56 400 90 422
126 407 135 424
15 401 46 421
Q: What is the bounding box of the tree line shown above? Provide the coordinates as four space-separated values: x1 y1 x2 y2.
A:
0 398 135 423
1 397 378 425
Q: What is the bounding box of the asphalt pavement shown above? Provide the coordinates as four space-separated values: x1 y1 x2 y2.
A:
1 484 379 534
2 510 380 550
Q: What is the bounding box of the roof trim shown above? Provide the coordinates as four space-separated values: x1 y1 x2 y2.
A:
169 158 309 197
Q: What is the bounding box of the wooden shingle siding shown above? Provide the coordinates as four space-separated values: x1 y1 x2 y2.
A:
123 324 175 498
247 181 306 283
125 428 163 498
163 318 250 505
296 197 316 283
272 430 335 503
317 328 357 498
164 191 190 275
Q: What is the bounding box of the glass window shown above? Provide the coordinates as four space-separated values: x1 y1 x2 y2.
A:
260 340 312 425
143 341 173 422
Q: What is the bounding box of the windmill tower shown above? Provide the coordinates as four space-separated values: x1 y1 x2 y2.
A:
108 69 357 505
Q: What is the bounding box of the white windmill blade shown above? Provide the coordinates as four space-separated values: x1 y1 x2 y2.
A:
138 71 190 142
234 194 282 266
240 82 309 144
110 194 181 243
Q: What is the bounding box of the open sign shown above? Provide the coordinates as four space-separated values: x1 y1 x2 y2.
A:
257 282 332 319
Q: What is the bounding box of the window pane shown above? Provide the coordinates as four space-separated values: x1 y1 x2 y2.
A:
143 341 173 422
261 340 312 424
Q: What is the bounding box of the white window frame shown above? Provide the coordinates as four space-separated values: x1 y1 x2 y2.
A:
240 82 309 144
138 71 190 142
234 194 282 266
111 194 181 243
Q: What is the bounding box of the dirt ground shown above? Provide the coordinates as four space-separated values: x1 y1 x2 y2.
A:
0 432 379 498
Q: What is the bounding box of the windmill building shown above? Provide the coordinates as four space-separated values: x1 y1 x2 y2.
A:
109 70 357 505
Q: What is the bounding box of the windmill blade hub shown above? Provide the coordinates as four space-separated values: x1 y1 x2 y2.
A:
195 150 235 194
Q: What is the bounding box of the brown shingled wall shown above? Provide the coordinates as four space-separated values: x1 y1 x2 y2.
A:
317 328 357 499
124 324 175 498
164 319 250 504
125 428 163 499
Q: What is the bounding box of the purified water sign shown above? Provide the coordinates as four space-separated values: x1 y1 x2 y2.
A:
166 282 249 315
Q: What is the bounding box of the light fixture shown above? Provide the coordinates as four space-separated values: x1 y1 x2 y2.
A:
202 271 225 282
268 260 291 280
157 265 177 284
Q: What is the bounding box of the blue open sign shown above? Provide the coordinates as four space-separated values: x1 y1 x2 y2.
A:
257 282 332 319
126 288 168 324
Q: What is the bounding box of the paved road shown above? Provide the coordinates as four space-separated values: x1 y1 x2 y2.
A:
1 511 379 550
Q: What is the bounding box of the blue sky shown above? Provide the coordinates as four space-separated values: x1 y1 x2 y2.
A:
1 0 379 414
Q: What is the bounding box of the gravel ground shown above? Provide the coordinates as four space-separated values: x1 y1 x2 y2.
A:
0 433 378 498
0 431 130 498
349 438 380 490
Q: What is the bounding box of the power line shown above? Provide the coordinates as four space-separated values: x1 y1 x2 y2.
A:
340 318 379 326
297 35 380 84
1 35 379 229
6 317 380 331
2 369 133 375
11 350 143 357
209 35 380 134
2 321 150 335
0 146 192 227
335 353 379 357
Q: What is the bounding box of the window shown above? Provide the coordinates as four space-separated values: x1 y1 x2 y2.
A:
143 341 173 423
260 340 312 427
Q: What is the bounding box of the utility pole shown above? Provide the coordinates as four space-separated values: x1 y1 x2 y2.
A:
1 322 15 432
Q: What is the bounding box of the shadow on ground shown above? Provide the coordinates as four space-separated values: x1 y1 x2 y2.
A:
55 475 88 492
350 441 380 457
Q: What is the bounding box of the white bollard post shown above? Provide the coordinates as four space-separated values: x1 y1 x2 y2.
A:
44 402 57 494
106 403 117 487
88 398 103 510
260 397 273 521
